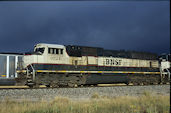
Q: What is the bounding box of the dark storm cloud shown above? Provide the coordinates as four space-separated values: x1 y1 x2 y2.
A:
0 1 170 54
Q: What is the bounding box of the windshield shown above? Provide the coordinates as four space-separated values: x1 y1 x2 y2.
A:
34 48 45 54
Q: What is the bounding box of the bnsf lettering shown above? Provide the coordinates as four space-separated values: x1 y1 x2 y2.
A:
106 59 110 65
106 59 122 65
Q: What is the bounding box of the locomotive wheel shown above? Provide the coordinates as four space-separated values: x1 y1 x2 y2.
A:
68 82 78 87
125 82 130 85
162 82 167 84
83 84 89 87
51 83 59 88
93 84 98 86
78 85 84 87
137 82 144 86
143 82 148 85
133 82 138 86
150 82 155 85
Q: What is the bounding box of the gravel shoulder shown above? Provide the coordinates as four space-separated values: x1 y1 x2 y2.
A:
0 85 170 101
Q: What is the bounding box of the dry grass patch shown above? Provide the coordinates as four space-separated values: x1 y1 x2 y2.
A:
0 92 170 113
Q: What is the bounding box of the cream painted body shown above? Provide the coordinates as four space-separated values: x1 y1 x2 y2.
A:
22 43 159 69
161 61 170 71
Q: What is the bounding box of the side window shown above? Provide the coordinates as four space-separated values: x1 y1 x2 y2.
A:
48 48 63 55
56 49 59 54
60 49 63 54
48 48 51 54
50 48 52 54
52 48 55 54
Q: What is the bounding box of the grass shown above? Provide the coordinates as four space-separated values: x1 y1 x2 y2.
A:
0 92 170 113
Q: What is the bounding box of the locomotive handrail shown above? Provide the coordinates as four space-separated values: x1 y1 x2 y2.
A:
26 68 29 76
165 68 170 80
30 64 35 82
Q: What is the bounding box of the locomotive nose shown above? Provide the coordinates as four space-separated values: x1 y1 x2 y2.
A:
23 55 35 68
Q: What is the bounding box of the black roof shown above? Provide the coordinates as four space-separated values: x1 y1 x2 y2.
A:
66 45 158 60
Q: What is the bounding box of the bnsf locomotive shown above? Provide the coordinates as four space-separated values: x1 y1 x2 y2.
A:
16 43 170 88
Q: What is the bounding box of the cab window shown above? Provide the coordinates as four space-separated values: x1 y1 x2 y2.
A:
34 48 45 54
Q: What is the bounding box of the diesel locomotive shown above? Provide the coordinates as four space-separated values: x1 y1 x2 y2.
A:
16 43 170 88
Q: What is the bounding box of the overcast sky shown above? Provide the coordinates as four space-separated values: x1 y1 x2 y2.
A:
0 1 170 55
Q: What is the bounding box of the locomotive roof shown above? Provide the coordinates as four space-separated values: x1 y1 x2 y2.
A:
35 43 65 49
36 43 158 60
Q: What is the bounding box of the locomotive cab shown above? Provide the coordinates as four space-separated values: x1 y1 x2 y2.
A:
22 44 46 68
22 43 69 69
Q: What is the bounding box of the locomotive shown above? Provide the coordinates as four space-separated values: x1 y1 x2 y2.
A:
16 43 170 88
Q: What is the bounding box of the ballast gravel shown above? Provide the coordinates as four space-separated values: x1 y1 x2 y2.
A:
0 85 170 101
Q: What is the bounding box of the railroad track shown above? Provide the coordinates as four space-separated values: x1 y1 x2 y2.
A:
0 83 169 90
